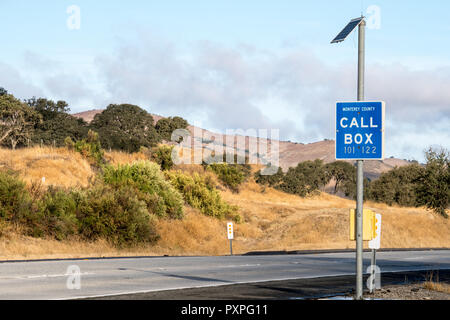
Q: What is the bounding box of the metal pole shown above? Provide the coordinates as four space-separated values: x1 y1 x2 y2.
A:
358 20 365 101
355 18 366 300
230 239 233 256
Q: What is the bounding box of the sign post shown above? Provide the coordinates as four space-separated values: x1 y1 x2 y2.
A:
227 222 234 256
332 16 385 299
368 214 382 293
337 100 385 299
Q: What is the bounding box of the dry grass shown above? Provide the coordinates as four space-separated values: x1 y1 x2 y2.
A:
153 207 229 256
0 222 156 260
217 182 450 252
424 282 450 294
104 150 148 165
0 147 449 260
0 147 94 188
423 271 450 294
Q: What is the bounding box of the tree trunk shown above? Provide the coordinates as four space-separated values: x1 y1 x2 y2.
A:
0 128 13 144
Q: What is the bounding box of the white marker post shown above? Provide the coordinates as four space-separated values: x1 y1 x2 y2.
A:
227 222 234 256
368 214 382 293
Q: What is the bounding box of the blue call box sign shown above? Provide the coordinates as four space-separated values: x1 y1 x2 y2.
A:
336 101 385 160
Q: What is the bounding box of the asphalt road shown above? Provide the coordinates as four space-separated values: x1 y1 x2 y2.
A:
0 250 449 300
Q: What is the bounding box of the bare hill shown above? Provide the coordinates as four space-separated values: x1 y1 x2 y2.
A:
72 109 103 123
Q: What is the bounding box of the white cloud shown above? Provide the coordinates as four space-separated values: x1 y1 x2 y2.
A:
0 62 44 98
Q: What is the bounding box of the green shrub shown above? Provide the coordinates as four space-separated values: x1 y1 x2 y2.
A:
151 145 175 171
166 171 240 221
0 170 34 223
201 153 251 193
35 187 79 240
72 185 160 247
0 167 162 246
69 130 105 166
207 163 248 193
102 161 184 219
0 172 79 240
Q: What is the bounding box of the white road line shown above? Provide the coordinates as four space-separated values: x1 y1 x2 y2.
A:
0 272 94 280
220 264 261 268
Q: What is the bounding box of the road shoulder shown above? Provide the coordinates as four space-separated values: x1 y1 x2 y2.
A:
87 269 450 300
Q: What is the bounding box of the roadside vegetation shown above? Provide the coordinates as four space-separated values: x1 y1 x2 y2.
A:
255 149 449 218
0 87 449 256
0 89 243 247
423 271 450 294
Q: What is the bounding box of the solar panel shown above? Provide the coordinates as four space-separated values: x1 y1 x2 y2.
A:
331 17 364 44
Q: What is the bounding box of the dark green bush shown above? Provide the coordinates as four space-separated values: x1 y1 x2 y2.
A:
35 187 79 240
155 117 189 142
72 185 160 247
90 104 161 153
151 145 175 171
201 153 251 193
0 169 161 246
27 97 88 147
254 167 284 187
102 161 184 219
278 160 328 197
0 172 78 240
0 170 34 223
207 163 248 193
369 164 424 207
416 148 450 217
341 175 371 201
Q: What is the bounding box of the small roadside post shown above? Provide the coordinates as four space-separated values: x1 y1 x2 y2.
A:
368 213 382 293
227 222 234 256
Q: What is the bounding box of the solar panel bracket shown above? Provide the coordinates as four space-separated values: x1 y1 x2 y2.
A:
331 17 365 44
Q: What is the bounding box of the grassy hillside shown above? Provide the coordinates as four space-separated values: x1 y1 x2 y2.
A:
0 147 94 188
0 147 448 261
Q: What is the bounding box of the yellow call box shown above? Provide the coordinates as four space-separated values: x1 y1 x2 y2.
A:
349 209 376 241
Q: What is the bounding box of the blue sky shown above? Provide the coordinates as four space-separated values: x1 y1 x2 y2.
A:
3 1 450 64
1 0 449 161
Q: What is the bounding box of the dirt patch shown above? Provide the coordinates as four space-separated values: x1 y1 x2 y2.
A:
368 283 450 300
